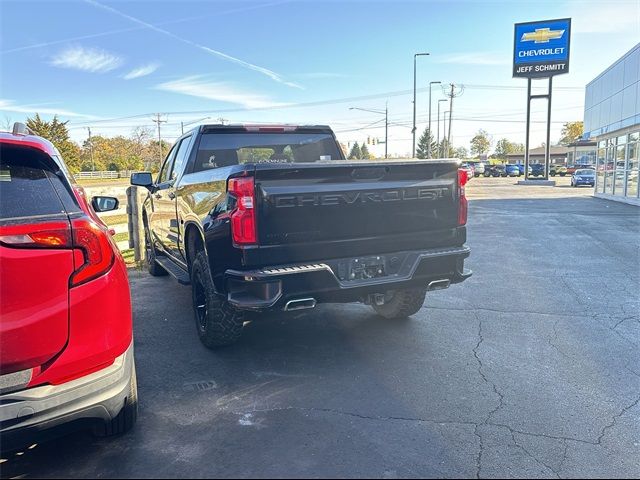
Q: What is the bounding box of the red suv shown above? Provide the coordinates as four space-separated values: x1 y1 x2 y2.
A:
0 124 137 449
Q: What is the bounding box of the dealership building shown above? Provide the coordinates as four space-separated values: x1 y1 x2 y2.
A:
583 43 640 205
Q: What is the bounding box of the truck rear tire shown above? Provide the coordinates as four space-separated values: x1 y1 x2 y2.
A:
190 251 244 348
372 288 427 319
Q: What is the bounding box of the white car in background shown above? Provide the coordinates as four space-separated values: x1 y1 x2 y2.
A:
470 161 485 177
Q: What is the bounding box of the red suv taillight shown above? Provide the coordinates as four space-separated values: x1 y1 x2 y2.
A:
228 177 257 245
0 221 72 248
0 217 115 286
458 168 468 226
70 217 115 286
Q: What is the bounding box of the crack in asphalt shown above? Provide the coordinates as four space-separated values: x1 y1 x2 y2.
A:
471 313 505 479
232 405 478 428
548 318 571 360
595 395 640 446
509 429 560 479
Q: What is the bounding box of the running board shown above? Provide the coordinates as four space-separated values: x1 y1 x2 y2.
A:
155 257 191 285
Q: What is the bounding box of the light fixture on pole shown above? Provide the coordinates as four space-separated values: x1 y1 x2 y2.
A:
436 99 447 158
427 81 441 159
412 52 430 158
349 105 389 158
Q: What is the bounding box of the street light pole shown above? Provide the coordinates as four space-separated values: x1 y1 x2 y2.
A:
412 52 430 158
427 81 441 159
436 99 447 158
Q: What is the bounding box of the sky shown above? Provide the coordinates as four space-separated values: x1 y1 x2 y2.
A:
1 0 639 157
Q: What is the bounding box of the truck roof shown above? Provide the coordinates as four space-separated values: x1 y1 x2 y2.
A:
199 124 334 134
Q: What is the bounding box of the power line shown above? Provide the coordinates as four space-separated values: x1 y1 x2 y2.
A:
67 83 586 128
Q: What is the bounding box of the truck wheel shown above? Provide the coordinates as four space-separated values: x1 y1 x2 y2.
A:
190 250 244 348
95 365 138 437
372 288 427 319
144 223 167 277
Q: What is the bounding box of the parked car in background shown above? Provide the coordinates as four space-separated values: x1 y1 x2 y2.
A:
515 164 532 176
530 164 546 177
571 168 596 187
488 164 506 177
549 165 567 176
505 164 520 177
469 161 485 177
0 124 137 450
460 162 475 179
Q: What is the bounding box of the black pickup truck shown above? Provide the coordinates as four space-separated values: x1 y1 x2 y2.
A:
132 124 471 347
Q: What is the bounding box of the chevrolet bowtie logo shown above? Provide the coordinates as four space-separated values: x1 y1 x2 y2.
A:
521 28 565 43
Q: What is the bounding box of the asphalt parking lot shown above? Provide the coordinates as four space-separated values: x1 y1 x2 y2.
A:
2 177 639 479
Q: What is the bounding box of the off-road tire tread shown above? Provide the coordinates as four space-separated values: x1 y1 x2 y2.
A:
191 251 244 348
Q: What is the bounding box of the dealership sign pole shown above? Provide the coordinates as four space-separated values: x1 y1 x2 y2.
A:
513 18 571 180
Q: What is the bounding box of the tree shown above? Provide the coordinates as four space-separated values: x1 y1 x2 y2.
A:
559 121 583 145
26 114 82 172
416 127 437 159
453 147 469 159
470 129 492 157
348 142 362 160
438 138 453 158
492 138 523 159
360 143 372 159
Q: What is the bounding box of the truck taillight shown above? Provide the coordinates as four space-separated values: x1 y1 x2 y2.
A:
228 177 257 245
70 217 115 286
458 169 468 226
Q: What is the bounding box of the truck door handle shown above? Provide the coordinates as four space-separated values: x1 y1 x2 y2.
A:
168 192 176 200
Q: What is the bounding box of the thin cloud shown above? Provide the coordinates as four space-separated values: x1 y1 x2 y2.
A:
0 99 98 119
2 1 295 55
433 52 508 66
155 76 287 109
50 45 123 73
84 0 303 89
123 63 160 80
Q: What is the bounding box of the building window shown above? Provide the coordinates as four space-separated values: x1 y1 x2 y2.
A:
596 148 605 193
627 139 639 198
604 147 615 194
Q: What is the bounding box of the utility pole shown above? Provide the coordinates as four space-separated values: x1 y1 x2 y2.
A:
427 81 441 159
436 99 447 158
443 83 464 158
87 127 94 171
412 52 430 158
152 113 167 165
384 102 388 159
217 117 227 125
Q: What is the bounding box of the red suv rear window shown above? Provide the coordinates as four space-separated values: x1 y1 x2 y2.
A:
0 145 77 221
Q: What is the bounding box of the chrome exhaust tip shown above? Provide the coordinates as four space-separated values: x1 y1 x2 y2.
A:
427 279 451 291
284 298 317 311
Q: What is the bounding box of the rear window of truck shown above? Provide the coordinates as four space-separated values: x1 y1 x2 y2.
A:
0 145 75 221
193 132 342 172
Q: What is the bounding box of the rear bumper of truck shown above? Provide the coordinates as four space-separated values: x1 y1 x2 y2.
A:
224 246 471 311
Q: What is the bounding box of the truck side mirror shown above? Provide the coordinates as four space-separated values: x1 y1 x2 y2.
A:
131 172 154 190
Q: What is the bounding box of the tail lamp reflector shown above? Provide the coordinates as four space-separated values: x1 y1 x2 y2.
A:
458 168 468 226
228 177 257 245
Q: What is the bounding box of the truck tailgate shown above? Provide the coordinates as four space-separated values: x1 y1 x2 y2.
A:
250 160 462 265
